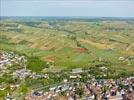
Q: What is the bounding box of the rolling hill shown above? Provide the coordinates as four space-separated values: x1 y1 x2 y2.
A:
0 17 134 73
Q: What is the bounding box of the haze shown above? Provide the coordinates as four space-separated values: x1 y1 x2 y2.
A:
1 0 134 17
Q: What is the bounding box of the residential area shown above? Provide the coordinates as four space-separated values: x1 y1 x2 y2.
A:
0 50 134 100
27 76 134 100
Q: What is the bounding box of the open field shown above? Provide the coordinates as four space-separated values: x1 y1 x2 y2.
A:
0 17 134 73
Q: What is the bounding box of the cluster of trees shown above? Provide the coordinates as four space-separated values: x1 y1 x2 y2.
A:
22 22 41 27
27 56 49 72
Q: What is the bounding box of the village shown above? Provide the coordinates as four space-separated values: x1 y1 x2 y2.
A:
27 76 134 100
24 68 133 100
0 50 134 100
0 50 27 76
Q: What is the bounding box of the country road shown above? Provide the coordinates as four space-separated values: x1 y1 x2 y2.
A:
126 42 134 51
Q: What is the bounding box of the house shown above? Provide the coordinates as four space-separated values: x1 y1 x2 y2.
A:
49 87 56 91
71 68 83 74
70 75 77 79
109 96 123 100
63 79 68 83
62 85 69 91
13 69 31 79
99 66 108 72
5 96 15 100
0 59 9 64
5 93 15 100
10 84 19 89
0 84 5 90
118 57 125 61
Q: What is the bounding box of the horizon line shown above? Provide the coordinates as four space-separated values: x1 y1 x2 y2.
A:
1 16 134 18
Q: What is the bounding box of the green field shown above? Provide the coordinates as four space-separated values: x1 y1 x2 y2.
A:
0 17 134 73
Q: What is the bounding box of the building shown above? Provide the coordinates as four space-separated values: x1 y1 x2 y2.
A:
71 68 83 74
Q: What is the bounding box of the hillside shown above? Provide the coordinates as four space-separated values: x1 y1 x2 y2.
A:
0 17 134 73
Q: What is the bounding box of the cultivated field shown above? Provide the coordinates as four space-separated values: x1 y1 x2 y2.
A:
0 17 134 74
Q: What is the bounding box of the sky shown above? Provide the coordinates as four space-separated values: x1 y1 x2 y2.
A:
0 0 134 17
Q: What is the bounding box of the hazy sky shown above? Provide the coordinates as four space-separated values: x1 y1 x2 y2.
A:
1 0 134 17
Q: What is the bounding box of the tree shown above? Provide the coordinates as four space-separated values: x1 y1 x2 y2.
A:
75 85 84 98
